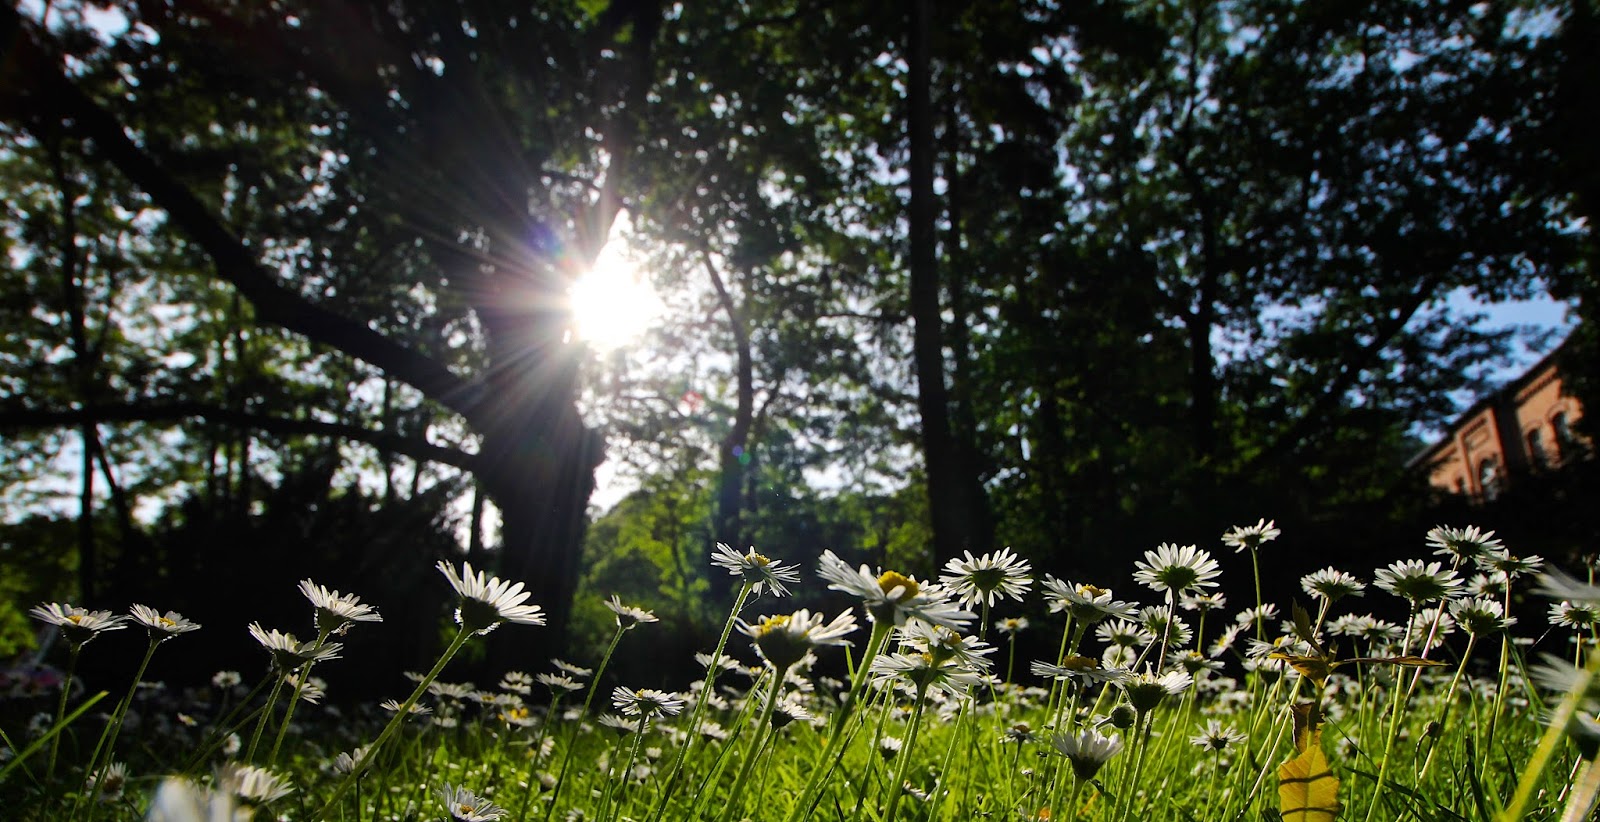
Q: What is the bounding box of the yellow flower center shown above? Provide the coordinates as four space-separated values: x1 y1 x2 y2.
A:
158 617 177 627
876 571 920 601
66 614 85 624
756 614 792 636
1059 655 1097 670
748 551 772 566
459 804 477 814
1077 584 1107 598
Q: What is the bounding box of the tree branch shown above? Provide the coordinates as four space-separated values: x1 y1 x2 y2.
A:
0 401 481 472
2 10 485 423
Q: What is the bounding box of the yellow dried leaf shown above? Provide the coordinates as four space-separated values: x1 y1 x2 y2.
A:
1278 731 1341 822
1269 653 1332 687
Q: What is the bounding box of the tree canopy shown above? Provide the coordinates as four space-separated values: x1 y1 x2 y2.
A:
1 0 1593 675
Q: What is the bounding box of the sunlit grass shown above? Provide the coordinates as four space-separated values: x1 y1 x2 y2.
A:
2 525 1596 821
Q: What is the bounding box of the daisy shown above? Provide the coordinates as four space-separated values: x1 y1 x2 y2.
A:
1426 525 1505 564
598 713 642 734
711 543 802 597
1137 605 1192 648
438 784 508 821
603 595 659 630
93 761 129 802
740 609 857 671
146 777 238 822
1118 668 1192 713
1133 543 1222 595
1477 552 1544 579
939 547 1034 609
1041 577 1139 624
380 699 432 717
1406 610 1457 651
129 605 201 640
1549 601 1600 630
1374 559 1462 604
1300 568 1365 602
1051 728 1123 780
30 603 127 648
816 550 973 629
1233 603 1280 627
552 659 593 678
248 623 342 673
1222 519 1281 553
894 622 995 671
226 763 293 806
537 672 584 694
1029 656 1130 685
1096 619 1152 649
436 561 545 634
499 671 533 695
995 616 1030 637
1179 591 1228 613
332 746 372 776
1190 720 1247 752
869 651 989 697
298 580 382 635
1449 596 1516 636
1467 572 1509 598
611 687 686 718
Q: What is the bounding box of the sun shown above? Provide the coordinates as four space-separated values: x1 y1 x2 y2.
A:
568 240 662 352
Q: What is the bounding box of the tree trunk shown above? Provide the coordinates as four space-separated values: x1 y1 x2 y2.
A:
908 0 975 564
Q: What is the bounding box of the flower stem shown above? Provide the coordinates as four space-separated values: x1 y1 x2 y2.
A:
882 683 931 822
783 620 891 822
46 642 82 781
648 581 754 822
315 625 472 819
544 624 628 822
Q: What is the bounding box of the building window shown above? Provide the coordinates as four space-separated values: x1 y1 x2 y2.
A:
1527 428 1547 468
1478 457 1501 501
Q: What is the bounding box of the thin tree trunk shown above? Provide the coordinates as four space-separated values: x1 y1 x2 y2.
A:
908 0 974 562
703 250 753 584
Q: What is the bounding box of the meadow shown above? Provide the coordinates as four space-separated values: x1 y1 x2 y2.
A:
2 522 1596 821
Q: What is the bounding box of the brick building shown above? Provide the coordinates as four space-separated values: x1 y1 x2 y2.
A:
1413 343 1587 501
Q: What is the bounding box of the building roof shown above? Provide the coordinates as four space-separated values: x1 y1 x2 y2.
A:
1406 336 1573 471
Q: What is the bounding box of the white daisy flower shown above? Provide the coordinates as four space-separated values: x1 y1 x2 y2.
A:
1118 668 1192 712
938 547 1033 609
611 687 685 718
711 543 801 597
868 651 989 697
1051 728 1123 780
1133 543 1222 595
1221 519 1281 554
552 659 593 678
816 550 973 629
1374 559 1462 604
248 623 342 673
1029 656 1130 685
1096 619 1152 649
129 605 201 639
739 609 857 671
603 596 658 630
225 763 293 806
893 621 995 671
1041 577 1139 623
298 580 382 635
1190 720 1247 751
1449 596 1516 636
1549 600 1600 630
1477 552 1544 579
1426 525 1505 564
436 561 546 634
1300 568 1365 602
30 603 127 647
537 672 584 694
438 784 508 821
994 616 1030 636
